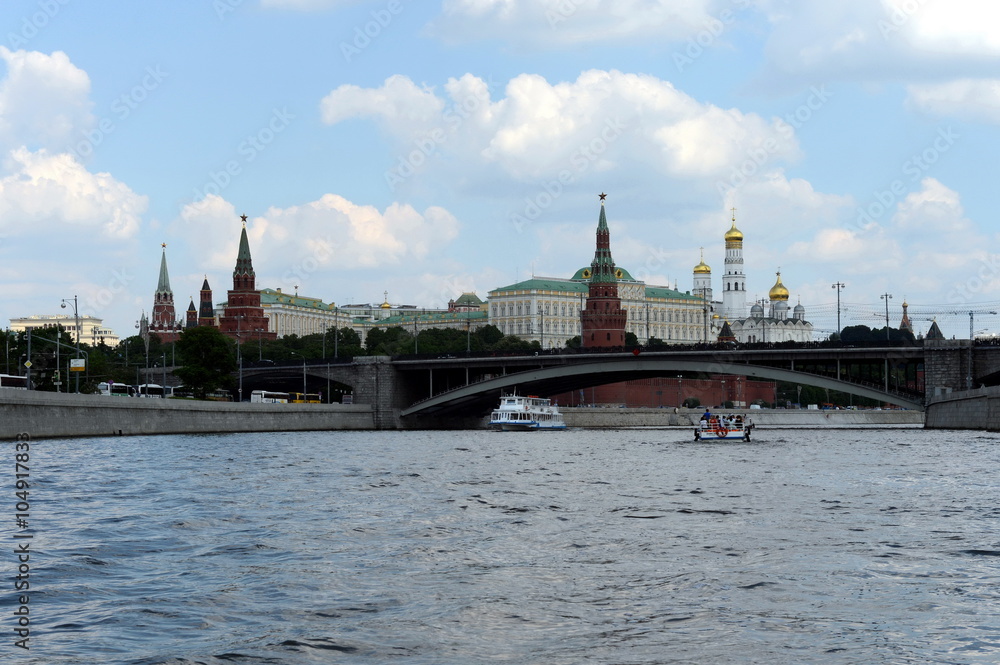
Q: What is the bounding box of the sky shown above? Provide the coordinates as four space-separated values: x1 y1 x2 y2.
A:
2 0 1000 341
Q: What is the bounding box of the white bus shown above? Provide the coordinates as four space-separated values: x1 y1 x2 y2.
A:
251 390 290 403
98 381 135 397
136 384 166 398
0 374 28 390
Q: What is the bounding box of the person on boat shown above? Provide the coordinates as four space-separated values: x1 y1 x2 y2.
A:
702 409 712 421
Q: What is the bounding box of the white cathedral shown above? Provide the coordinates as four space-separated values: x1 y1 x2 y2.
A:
695 212 813 344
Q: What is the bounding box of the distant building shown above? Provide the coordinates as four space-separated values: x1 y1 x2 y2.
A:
9 314 120 346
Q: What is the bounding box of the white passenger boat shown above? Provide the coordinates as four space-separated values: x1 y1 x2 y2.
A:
490 393 567 431
694 413 753 442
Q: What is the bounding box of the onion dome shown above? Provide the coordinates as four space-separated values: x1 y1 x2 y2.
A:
750 302 764 318
724 221 743 243
380 290 392 309
793 301 805 314
694 248 711 274
769 272 790 301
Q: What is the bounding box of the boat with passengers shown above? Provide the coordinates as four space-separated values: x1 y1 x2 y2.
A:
694 411 753 441
490 392 567 431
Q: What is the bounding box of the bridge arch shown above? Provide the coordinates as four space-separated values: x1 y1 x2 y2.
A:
401 358 924 417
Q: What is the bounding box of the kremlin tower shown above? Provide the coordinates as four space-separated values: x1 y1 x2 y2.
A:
580 194 627 348
149 244 183 343
218 215 277 343
198 278 216 327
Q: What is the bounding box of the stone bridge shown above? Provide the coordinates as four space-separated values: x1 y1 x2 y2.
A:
237 340 1000 429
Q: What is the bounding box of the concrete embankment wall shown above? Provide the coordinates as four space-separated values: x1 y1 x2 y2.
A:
0 391 374 439
561 407 924 428
925 386 1000 430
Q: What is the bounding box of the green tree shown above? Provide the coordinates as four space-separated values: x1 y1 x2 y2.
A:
174 326 237 398
564 335 582 349
625 331 638 347
475 324 503 349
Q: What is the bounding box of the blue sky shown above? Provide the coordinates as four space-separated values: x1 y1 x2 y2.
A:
2 0 1000 340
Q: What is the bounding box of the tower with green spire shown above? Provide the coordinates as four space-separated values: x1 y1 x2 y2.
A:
581 194 626 348
218 215 277 342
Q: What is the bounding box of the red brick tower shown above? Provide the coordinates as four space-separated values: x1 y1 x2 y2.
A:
150 243 183 343
218 216 277 342
581 194 627 348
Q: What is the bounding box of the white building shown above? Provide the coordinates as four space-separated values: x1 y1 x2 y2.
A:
695 213 814 344
488 266 711 349
9 314 120 346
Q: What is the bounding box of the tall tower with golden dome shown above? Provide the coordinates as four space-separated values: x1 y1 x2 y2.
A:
721 209 746 320
693 248 712 303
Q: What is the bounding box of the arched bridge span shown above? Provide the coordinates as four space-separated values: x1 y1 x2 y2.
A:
400 358 924 418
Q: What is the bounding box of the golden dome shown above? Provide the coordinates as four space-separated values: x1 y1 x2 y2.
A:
380 301 391 309
769 272 790 301
724 220 743 242
693 248 711 274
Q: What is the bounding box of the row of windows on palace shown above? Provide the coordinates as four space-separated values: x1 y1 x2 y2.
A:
492 302 705 324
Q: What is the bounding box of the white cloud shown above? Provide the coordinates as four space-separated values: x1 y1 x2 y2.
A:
429 0 730 47
906 79 1000 123
174 193 461 296
0 47 93 153
320 69 799 189
753 0 1000 91
0 148 146 239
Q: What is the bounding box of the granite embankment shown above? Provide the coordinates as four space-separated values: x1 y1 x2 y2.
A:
925 386 1000 430
0 390 373 439
1 391 926 439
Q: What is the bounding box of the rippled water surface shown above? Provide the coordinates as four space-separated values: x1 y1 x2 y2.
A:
11 427 1000 664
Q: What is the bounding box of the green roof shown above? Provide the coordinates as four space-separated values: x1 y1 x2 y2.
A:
644 286 702 301
490 278 590 295
259 288 335 311
453 293 484 306
570 265 636 281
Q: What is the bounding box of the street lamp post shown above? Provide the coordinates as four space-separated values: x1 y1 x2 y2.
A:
831 282 845 337
880 293 892 342
290 351 307 396
60 295 81 393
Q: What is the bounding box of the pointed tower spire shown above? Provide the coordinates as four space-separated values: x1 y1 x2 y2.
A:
156 243 172 296
150 243 181 340
233 215 256 285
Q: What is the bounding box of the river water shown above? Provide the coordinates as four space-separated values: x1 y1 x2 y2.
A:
8 426 1000 664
